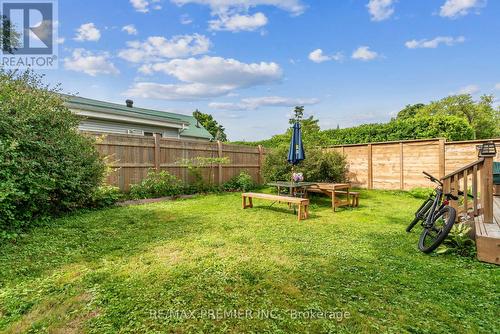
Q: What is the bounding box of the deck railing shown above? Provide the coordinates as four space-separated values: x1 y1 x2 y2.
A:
441 156 494 223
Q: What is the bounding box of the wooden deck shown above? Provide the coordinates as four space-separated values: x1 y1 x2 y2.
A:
474 196 500 265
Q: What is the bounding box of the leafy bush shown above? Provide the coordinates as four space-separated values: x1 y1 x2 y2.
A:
129 170 183 199
0 70 106 238
262 146 347 183
223 171 255 192
437 223 476 258
88 186 123 208
408 187 434 199
302 149 348 182
262 146 292 182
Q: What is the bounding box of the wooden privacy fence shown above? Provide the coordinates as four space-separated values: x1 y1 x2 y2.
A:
89 133 265 191
328 138 500 191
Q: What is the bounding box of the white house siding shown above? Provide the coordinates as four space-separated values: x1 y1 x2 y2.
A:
79 119 180 138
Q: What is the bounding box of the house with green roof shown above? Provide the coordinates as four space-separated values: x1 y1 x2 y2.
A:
64 95 213 141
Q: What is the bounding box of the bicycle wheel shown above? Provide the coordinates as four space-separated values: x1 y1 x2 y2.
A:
418 206 456 254
406 199 433 233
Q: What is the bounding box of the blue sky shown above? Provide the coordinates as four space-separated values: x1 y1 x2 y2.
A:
41 0 500 141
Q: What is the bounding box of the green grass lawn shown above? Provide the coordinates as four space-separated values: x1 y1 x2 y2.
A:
0 190 498 333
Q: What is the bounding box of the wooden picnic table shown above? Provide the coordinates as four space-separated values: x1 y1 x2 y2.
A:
267 181 358 212
266 181 318 198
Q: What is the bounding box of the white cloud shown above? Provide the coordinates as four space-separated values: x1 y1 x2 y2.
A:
209 12 268 31
367 0 395 21
351 46 378 61
56 37 65 44
439 0 486 18
494 83 500 90
209 96 319 110
130 0 162 13
457 84 480 95
118 34 211 63
64 49 119 76
122 24 138 35
125 82 232 100
308 49 343 63
126 56 282 100
74 23 101 42
139 56 282 86
405 36 465 49
171 0 305 32
171 0 306 15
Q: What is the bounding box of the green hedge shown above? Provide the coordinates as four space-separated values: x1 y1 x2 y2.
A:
235 115 475 148
321 115 474 145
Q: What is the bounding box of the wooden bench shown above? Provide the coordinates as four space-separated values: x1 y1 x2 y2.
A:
242 192 310 221
334 191 360 207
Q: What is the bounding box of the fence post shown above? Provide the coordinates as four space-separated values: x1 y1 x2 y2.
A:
217 140 223 185
399 142 404 190
367 144 373 189
438 138 446 179
258 145 263 184
481 156 494 223
154 133 161 171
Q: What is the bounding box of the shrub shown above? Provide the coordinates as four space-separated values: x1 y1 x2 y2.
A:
436 223 476 258
302 149 348 182
262 146 292 182
129 170 183 199
223 171 255 192
0 70 106 238
262 146 347 183
88 186 123 208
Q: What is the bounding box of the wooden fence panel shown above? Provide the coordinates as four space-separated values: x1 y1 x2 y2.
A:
401 140 441 190
372 143 401 190
445 140 500 175
331 138 500 191
89 133 265 191
92 133 499 192
221 143 262 183
341 145 369 188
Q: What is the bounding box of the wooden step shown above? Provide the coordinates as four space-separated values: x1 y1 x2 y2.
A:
474 197 500 265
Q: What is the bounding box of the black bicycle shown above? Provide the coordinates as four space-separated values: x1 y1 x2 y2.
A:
406 171 457 253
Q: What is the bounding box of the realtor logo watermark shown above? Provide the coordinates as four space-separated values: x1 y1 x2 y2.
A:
1 0 58 69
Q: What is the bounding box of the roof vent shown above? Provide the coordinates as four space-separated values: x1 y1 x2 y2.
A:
126 99 134 108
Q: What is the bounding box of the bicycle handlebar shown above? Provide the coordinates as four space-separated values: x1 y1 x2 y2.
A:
422 171 443 186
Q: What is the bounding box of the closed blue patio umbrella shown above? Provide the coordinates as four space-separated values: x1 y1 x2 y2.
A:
288 121 305 171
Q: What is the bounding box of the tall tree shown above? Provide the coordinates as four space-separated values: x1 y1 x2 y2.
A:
1 16 21 54
396 103 425 120
286 106 322 145
192 109 228 142
417 94 500 139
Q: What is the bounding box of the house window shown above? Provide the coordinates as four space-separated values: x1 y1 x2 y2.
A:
144 132 163 137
